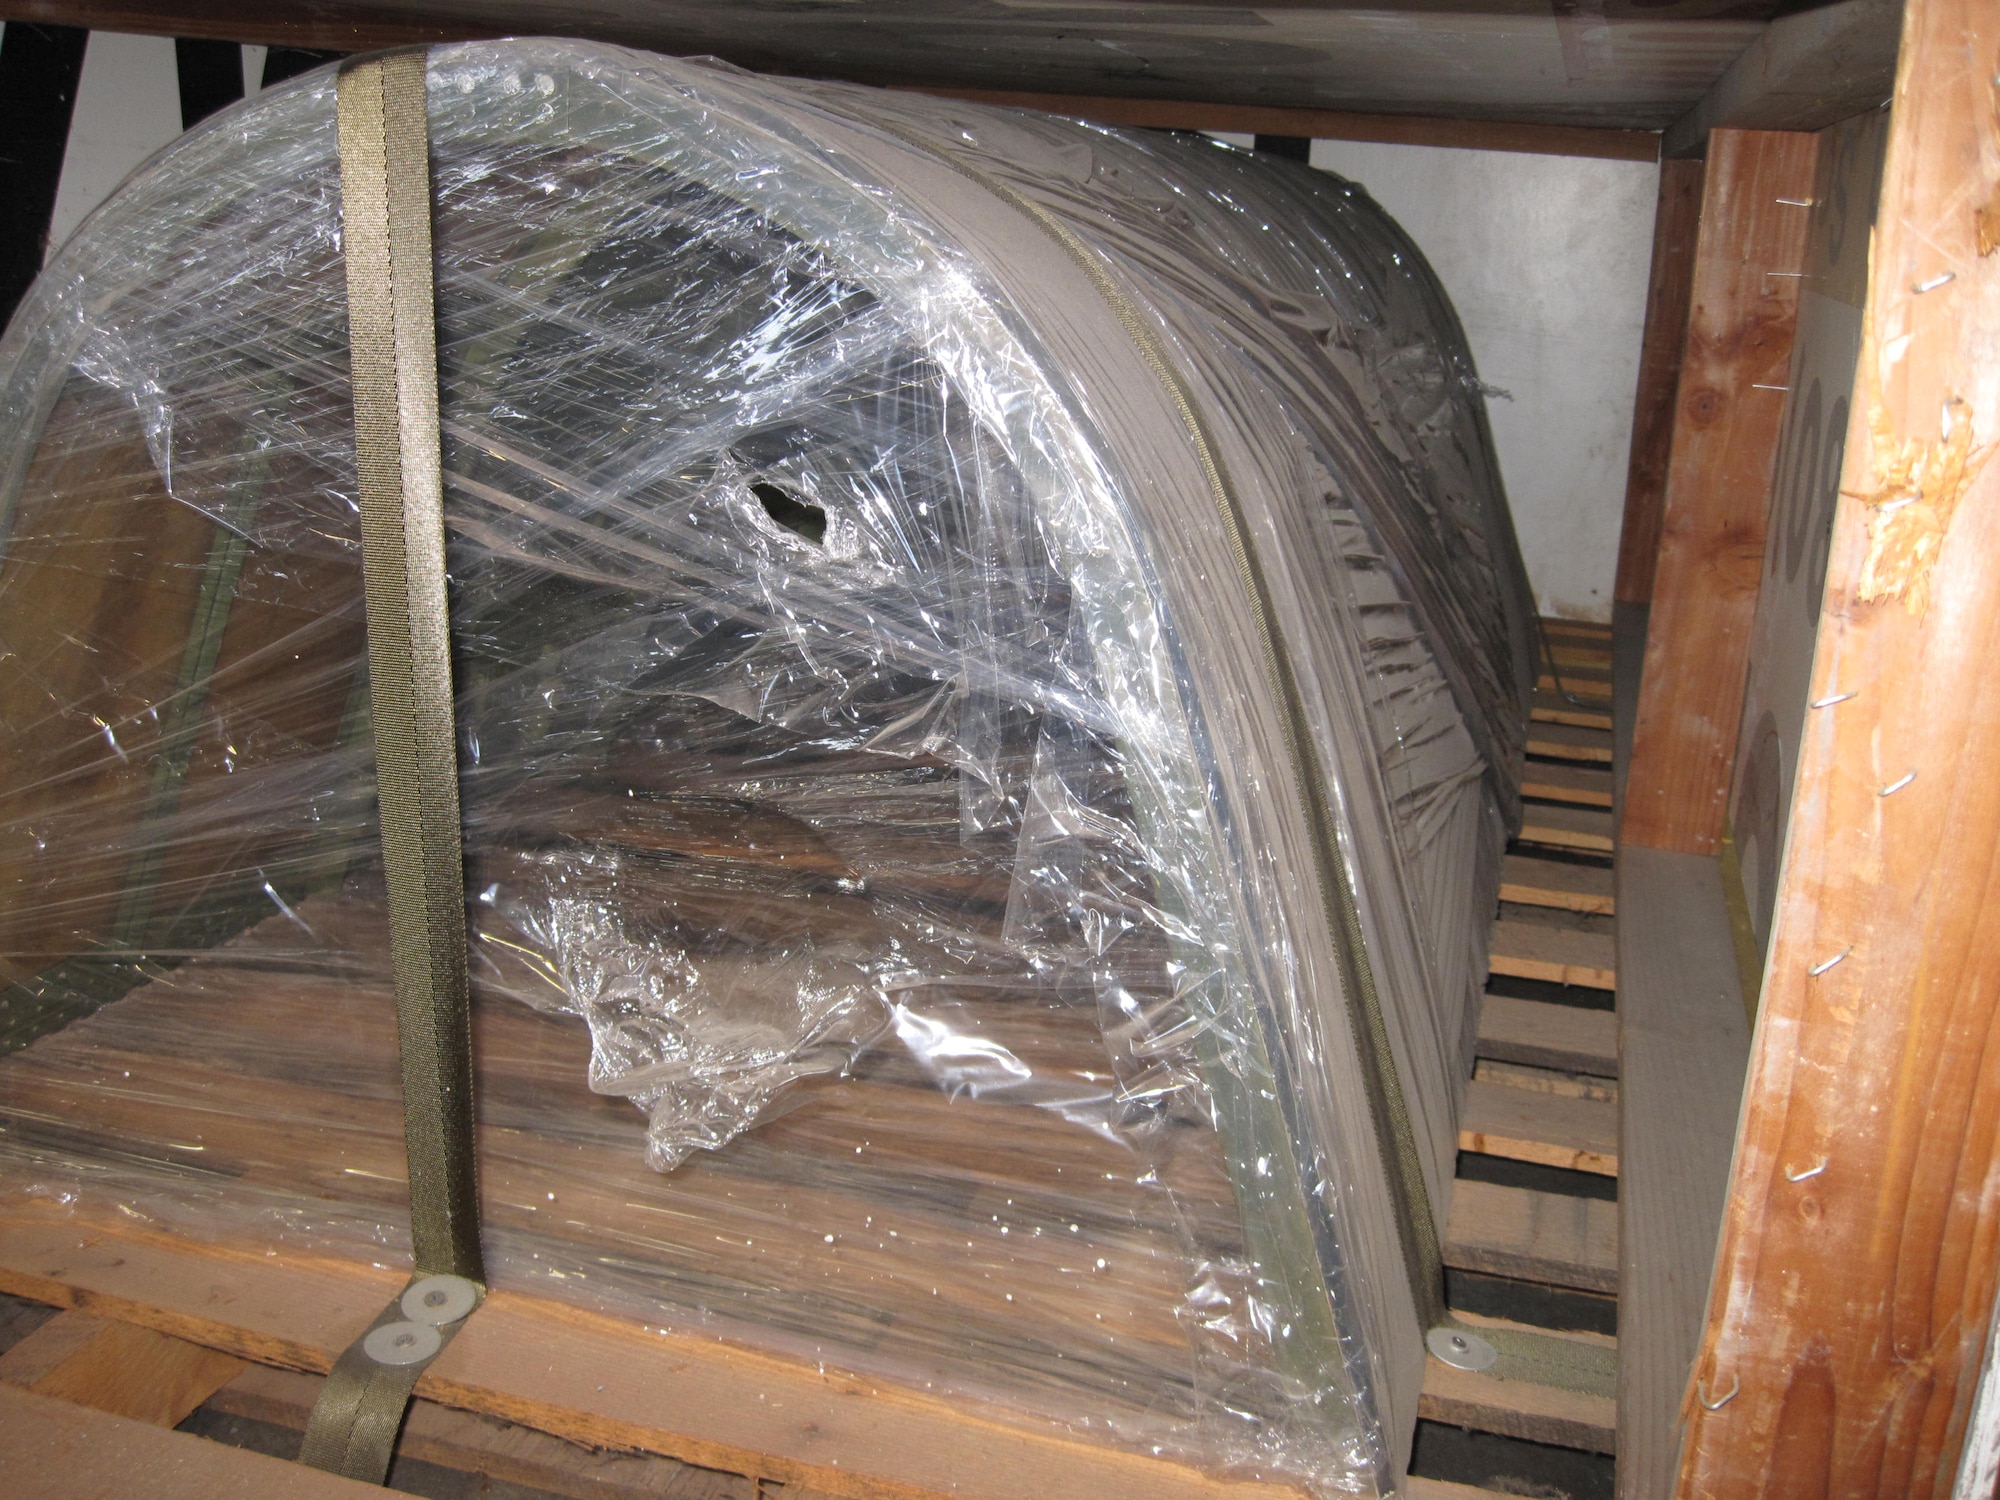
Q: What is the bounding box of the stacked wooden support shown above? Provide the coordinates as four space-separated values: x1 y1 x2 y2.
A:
0 624 1614 1499
1416 619 1622 1489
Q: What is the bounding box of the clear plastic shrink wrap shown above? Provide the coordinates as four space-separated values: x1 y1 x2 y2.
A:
0 44 1533 1497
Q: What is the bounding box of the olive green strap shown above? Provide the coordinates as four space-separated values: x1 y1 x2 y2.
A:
302 47 484 1484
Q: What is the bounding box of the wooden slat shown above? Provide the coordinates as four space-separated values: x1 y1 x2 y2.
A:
209 1363 757 1500
1474 1059 1615 1103
1520 762 1614 809
1540 618 1615 643
1500 853 1616 916
1407 1479 1514 1500
1489 920 1617 990
1617 849 1749 1500
1545 643 1613 672
1518 804 1615 854
1530 691 1614 731
1443 1179 1618 1295
1478 996 1618 1077
1537 673 1612 702
1458 1078 1618 1176
0 1379 386 1498
1615 161 1708 606
0 1309 244 1428
1680 1 2000 1491
0 1216 1300 1500
1624 129 1818 855
1525 723 1614 764
1419 1353 1617 1454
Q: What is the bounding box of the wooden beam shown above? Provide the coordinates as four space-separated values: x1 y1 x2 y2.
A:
0 1380 385 1498
1520 761 1615 809
208 1362 757 1500
902 88 1662 162
1623 129 1817 854
1518 804 1616 854
1419 1337 1618 1453
1678 0 2000 1490
1613 158 1707 606
1661 0 1901 159
0 0 1670 163
1725 107 1890 966
0 1216 1302 1500
0 1309 245 1428
1527 723 1615 764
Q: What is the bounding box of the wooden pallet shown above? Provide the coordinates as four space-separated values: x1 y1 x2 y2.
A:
1412 638 1620 1485
0 621 1628 1497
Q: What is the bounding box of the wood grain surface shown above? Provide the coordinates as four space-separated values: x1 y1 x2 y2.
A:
1678 0 2000 1491
1443 1179 1618 1294
1615 159 1708 607
1458 1078 1618 1176
0 1310 244 1428
0 1381 386 1499
1489 920 1618 990
1478 996 1618 1077
0 1214 1302 1500
1632 129 1824 856
1624 129 1818 854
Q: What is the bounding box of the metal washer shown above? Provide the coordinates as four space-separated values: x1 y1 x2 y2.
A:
402 1273 479 1326
1426 1325 1498 1372
363 1319 443 1367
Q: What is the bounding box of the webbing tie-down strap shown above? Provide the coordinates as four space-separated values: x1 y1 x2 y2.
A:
301 48 485 1484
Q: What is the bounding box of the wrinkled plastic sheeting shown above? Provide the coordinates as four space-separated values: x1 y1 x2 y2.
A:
0 43 1533 1498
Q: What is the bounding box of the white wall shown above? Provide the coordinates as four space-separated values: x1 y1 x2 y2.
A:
46 32 184 254
45 34 269 259
1310 140 1658 623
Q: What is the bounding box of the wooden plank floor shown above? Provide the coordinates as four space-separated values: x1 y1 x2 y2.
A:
0 618 1627 1499
1414 619 1620 1490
